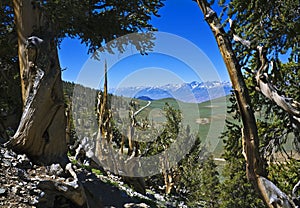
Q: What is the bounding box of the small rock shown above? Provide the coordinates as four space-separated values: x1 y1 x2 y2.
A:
47 163 64 176
17 154 32 169
11 186 19 194
124 203 150 208
30 197 39 205
0 188 7 196
3 150 14 159
18 182 24 186
22 198 28 203
40 191 45 197
19 190 26 196
2 159 11 167
154 193 165 201
26 184 34 190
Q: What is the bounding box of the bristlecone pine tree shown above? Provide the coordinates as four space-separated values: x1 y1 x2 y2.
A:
196 0 299 207
1 0 164 165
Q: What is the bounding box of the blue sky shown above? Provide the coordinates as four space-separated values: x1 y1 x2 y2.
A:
58 0 229 89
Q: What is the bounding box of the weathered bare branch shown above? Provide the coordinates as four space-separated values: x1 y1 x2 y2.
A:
255 46 300 119
233 34 252 49
293 180 300 197
230 23 300 131
259 176 294 207
229 19 252 49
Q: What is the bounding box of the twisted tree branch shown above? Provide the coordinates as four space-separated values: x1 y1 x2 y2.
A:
230 23 300 128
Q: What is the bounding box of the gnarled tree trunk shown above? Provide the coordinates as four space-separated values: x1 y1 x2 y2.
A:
6 0 68 165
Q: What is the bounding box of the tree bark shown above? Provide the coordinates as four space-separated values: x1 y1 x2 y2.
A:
6 0 68 165
196 0 295 207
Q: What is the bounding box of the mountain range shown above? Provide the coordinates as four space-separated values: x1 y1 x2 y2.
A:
110 81 232 103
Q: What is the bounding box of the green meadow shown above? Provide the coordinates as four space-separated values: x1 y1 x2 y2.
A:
130 95 296 159
133 96 230 157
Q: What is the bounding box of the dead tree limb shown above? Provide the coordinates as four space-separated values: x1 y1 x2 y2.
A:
230 20 300 132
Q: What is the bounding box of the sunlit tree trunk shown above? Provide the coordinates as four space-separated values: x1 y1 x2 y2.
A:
6 0 68 165
196 0 295 207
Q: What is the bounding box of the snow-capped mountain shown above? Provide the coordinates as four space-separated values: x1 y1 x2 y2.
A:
110 81 232 103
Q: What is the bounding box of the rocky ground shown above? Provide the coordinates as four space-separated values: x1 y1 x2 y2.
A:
0 143 176 208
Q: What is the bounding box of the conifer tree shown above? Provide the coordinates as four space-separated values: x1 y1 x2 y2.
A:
220 109 264 207
196 0 299 206
1 0 164 165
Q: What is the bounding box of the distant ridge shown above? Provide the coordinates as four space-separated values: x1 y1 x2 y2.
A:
111 81 232 103
136 96 153 101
